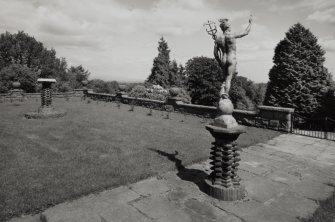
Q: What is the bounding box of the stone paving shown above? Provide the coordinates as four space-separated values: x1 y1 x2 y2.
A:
8 134 335 222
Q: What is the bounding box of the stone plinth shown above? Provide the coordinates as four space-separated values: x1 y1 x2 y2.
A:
257 105 295 132
25 78 66 119
204 94 246 201
8 81 25 102
204 124 245 201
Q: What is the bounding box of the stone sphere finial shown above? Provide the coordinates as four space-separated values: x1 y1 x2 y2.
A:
12 81 21 89
82 80 88 87
169 87 180 98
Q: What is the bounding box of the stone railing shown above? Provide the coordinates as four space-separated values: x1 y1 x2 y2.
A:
87 92 294 132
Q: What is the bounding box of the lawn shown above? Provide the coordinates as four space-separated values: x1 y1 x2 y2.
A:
0 97 282 221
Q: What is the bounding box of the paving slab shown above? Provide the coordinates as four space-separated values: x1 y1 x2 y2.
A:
269 191 318 218
129 177 171 197
290 179 335 201
7 134 335 222
241 205 302 222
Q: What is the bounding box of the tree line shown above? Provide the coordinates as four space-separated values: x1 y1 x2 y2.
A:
2 24 334 119
0 31 119 94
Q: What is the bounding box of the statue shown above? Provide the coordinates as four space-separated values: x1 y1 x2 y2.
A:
202 16 253 201
214 15 253 98
204 15 253 128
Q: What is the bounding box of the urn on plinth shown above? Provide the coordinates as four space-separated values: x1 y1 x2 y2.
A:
82 80 89 99
8 80 25 102
12 81 21 89
25 78 66 119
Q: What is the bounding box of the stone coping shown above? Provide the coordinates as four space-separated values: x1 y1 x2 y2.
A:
73 88 93 91
37 78 56 83
258 105 295 113
122 95 165 103
179 103 217 110
206 124 246 134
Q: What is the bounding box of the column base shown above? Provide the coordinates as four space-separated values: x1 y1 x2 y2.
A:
25 107 66 119
204 178 245 201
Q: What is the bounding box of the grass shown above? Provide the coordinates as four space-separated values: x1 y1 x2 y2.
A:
0 97 282 221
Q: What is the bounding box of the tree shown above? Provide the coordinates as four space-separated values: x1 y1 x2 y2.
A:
230 75 256 110
0 31 44 71
0 31 78 92
0 31 68 79
185 56 224 106
67 65 90 89
0 64 38 93
264 23 333 117
89 79 108 93
253 83 267 106
321 83 335 119
146 37 171 88
230 75 267 109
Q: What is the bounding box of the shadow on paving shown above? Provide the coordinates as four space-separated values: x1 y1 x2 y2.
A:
148 148 208 194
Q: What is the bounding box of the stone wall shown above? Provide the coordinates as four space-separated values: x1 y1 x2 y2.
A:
87 92 295 131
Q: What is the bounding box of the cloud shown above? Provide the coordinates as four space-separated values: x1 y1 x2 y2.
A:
3 0 331 83
157 27 183 36
319 37 335 52
269 0 335 11
306 8 335 24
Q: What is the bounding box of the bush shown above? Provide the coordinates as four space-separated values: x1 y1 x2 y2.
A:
129 85 168 101
169 87 191 104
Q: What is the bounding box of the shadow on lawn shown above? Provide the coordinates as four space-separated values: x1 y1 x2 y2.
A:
148 148 208 193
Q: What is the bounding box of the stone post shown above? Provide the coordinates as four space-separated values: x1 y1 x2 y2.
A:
82 80 88 100
116 84 127 103
9 81 24 102
166 87 181 109
257 106 295 132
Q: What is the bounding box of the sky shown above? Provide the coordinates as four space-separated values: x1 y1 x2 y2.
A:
0 0 334 83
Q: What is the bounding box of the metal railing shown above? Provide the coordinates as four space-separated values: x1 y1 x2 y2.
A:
291 114 335 141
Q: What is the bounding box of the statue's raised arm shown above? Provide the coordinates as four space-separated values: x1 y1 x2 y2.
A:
234 15 253 38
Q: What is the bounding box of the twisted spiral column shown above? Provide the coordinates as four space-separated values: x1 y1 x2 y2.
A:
209 141 234 188
41 83 52 107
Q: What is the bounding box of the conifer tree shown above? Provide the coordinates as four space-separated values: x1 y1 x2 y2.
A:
264 23 332 117
146 37 171 88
